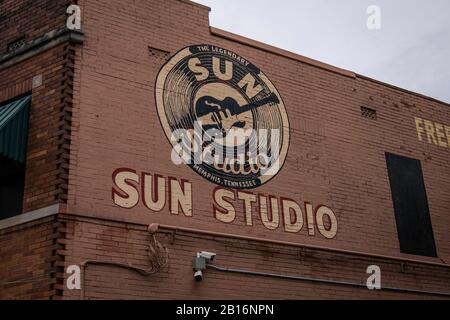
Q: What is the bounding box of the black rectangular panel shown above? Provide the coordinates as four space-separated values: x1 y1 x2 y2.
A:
0 156 25 220
385 153 437 257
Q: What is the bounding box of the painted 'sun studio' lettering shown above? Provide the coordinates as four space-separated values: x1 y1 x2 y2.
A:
112 169 338 239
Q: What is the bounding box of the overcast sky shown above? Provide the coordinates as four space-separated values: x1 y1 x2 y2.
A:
193 0 450 103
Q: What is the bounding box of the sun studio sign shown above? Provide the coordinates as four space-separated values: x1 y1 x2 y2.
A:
155 44 290 189
111 44 338 239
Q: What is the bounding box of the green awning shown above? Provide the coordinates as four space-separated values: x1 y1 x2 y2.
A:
0 95 31 163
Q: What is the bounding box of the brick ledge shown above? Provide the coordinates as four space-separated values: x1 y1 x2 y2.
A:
0 204 60 230
0 28 84 71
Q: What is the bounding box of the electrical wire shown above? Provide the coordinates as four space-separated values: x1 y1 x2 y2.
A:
207 264 450 298
147 234 169 272
80 234 169 299
0 271 56 288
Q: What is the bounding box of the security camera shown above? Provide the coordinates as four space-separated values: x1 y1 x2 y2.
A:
193 251 217 282
197 251 217 261
194 270 203 282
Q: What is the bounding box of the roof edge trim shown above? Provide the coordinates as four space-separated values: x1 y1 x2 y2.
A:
210 27 357 79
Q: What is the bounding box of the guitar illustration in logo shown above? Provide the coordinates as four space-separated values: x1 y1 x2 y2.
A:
196 93 280 136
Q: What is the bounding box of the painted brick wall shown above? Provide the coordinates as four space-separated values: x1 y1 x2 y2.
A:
61 0 450 299
1 0 449 300
60 215 450 300
68 0 450 259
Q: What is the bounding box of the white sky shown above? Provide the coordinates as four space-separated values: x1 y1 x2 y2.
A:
193 0 450 103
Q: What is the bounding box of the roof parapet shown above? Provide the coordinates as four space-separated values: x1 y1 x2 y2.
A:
210 27 356 79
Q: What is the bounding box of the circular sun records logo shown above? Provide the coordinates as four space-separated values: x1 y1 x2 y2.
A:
155 45 290 189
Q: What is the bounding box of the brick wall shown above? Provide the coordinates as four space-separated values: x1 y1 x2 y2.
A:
60 215 450 300
0 216 58 299
61 0 450 299
0 43 75 213
1 0 449 300
0 0 77 299
68 0 450 259
0 0 73 54
0 0 78 213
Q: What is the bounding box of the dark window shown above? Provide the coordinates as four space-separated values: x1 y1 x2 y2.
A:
0 156 26 219
385 152 437 257
0 95 31 220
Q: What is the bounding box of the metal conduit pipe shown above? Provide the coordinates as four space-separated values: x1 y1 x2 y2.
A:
79 260 158 300
153 224 450 270
207 264 450 298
